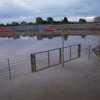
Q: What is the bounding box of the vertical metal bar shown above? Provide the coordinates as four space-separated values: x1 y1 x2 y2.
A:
59 48 62 64
61 35 64 67
8 58 12 80
88 45 91 59
30 54 36 72
69 46 71 60
48 50 50 67
78 44 81 58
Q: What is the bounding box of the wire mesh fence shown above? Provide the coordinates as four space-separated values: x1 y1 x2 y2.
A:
31 44 81 72
0 58 10 80
0 55 32 80
0 44 81 80
10 55 32 78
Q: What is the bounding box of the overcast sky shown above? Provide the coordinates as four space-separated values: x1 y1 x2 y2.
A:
0 0 99 23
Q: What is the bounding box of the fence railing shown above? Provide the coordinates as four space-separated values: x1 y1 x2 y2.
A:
92 45 100 64
0 58 11 80
0 44 81 80
0 55 31 80
31 44 81 72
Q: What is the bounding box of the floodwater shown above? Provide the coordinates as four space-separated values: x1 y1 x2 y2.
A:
0 35 100 57
0 35 100 100
0 35 100 79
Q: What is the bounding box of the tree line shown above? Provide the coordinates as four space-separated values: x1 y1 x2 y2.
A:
0 17 87 26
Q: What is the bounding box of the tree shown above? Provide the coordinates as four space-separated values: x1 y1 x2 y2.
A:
62 17 68 24
36 17 44 24
0 23 5 26
11 21 19 26
6 23 12 26
28 22 34 25
79 18 87 23
47 17 54 24
20 21 27 25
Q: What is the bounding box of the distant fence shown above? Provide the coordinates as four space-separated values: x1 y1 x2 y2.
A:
0 55 31 80
92 45 100 64
0 57 11 80
30 44 81 72
0 44 81 80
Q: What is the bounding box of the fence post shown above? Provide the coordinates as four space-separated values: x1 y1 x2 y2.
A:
78 44 81 58
30 54 36 72
48 50 50 67
88 45 91 59
69 46 72 60
59 48 62 64
61 47 64 67
8 58 12 80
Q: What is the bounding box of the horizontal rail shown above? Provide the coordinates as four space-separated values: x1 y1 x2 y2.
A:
33 44 80 55
31 44 81 72
0 44 81 80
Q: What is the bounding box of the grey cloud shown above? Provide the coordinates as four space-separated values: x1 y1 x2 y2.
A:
0 0 100 23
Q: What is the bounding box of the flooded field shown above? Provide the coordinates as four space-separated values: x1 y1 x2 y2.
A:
0 35 100 79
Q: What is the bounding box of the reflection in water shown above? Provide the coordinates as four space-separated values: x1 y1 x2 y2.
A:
0 35 100 58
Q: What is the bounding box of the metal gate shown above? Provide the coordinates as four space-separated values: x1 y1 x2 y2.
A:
31 44 81 72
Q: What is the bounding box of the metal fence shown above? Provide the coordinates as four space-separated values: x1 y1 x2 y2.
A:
0 57 10 80
31 44 81 72
0 55 31 80
0 44 81 80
